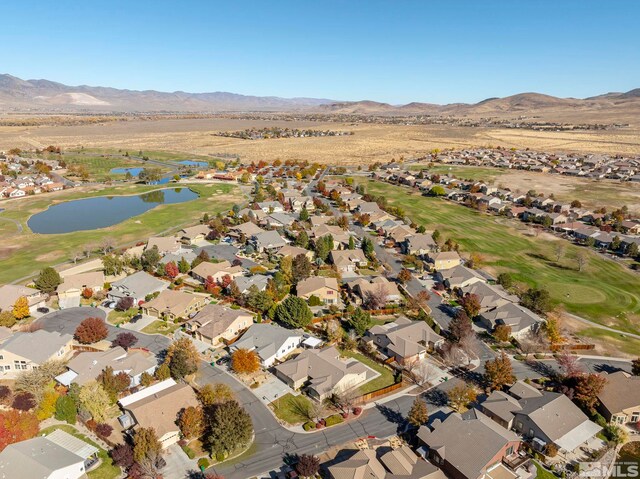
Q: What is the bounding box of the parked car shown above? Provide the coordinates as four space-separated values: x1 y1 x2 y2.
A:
130 314 142 323
36 307 50 314
215 356 230 366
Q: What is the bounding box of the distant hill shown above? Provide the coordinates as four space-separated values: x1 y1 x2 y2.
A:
0 74 335 112
0 73 638 119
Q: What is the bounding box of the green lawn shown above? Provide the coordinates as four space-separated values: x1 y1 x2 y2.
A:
340 350 396 394
0 182 242 284
107 308 138 325
407 164 507 183
141 320 181 335
39 424 120 479
577 328 640 356
533 461 555 479
270 393 314 424
359 180 640 334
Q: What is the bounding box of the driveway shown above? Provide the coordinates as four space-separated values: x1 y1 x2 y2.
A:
253 375 296 406
120 314 155 332
161 444 198 478
58 295 81 309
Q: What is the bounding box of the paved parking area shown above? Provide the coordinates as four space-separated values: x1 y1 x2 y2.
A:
161 444 197 478
253 374 296 406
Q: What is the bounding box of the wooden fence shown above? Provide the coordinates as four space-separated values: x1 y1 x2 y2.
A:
354 381 404 404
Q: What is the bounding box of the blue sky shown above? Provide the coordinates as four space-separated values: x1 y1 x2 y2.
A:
1 1 638 104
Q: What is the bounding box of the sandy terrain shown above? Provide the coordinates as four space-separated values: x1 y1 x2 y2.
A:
1 118 639 166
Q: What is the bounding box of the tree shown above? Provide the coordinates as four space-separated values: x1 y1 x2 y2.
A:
140 372 154 387
164 337 199 379
348 236 355 250
337 215 349 230
12 392 36 411
178 406 205 440
95 423 113 438
274 296 313 328
295 230 309 249
115 296 135 311
397 268 412 284
231 348 260 375
35 266 61 293
632 358 640 376
364 283 388 310
133 427 162 463
557 352 583 378
154 363 171 381
448 310 473 343
55 394 77 424
361 236 374 259
110 443 135 470
484 352 515 391
520 288 552 315
178 256 191 274
314 235 332 262
572 373 607 413
497 273 513 289
348 307 372 336
296 454 320 478
206 400 253 456
165 261 179 279
429 185 446 196
35 389 59 420
576 251 588 272
407 397 429 427
78 382 111 422
460 293 481 319
292 254 312 283
543 317 563 345
447 383 477 412
141 246 161 271
81 287 93 299
12 297 29 320
494 325 512 342
15 360 65 402
245 287 273 313
199 383 234 406
0 311 16 327
112 332 138 350
74 317 108 344
554 244 566 263
0 409 39 451
98 366 131 402
299 207 309 221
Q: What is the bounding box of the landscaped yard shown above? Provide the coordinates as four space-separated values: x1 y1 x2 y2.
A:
340 350 396 394
407 164 507 183
141 319 181 335
39 424 120 479
0 182 242 284
359 180 640 335
533 460 556 479
270 393 314 424
107 307 138 325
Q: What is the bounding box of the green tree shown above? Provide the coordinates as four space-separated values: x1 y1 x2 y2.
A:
407 397 429 427
429 185 446 196
141 246 161 272
295 230 309 249
35 267 61 293
165 337 199 379
497 273 513 289
361 236 374 260
55 394 77 424
206 400 253 456
348 236 355 250
299 207 309 221
348 307 371 336
520 288 552 314
245 286 273 313
292 254 312 283
274 296 313 328
133 427 163 463
198 383 234 406
178 256 191 274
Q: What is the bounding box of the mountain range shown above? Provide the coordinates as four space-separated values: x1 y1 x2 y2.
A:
0 73 639 118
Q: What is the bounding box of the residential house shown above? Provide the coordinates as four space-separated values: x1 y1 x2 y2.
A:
56 346 156 388
146 236 182 255
276 244 314 261
190 260 244 284
482 380 602 453
229 221 265 239
118 378 199 448
404 234 437 256
142 289 206 320
179 224 210 244
434 265 485 290
328 446 446 479
367 317 444 365
266 212 296 228
274 346 367 400
109 271 167 304
231 323 303 367
330 249 368 273
347 277 402 305
597 371 640 425
460 282 518 313
427 251 462 271
0 330 73 378
480 303 543 339
57 271 105 303
251 230 288 253
256 201 284 213
234 274 270 294
417 409 521 479
0 284 46 315
296 276 340 305
387 224 415 245
0 429 99 479
185 303 253 345
311 224 352 249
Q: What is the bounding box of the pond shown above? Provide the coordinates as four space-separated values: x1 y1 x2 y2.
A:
110 167 144 176
27 188 199 234
179 160 209 168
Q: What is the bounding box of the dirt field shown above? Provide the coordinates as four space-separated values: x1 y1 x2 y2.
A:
1 117 640 166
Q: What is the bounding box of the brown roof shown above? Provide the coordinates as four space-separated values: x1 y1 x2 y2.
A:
296 276 339 298
187 303 253 340
598 371 640 415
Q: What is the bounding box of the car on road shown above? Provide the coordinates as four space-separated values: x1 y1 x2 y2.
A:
36 307 50 314
215 356 230 366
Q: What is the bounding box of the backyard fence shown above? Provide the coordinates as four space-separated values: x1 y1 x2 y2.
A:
354 381 405 404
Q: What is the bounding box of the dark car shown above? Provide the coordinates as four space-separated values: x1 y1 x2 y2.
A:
215 356 230 366
36 307 50 314
130 314 142 323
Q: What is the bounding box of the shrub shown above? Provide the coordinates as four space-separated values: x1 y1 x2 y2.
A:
308 295 322 307
534 353 546 359
546 443 559 458
215 452 225 462
12 391 36 411
353 407 362 415
198 458 210 469
303 421 315 431
182 445 196 459
325 414 344 427
95 423 113 438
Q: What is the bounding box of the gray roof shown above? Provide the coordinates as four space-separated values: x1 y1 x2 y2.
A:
110 271 167 299
0 435 85 478
482 302 543 333
232 323 302 362
160 250 197 265
234 274 270 293
1 330 72 364
598 371 640 415
252 230 288 248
